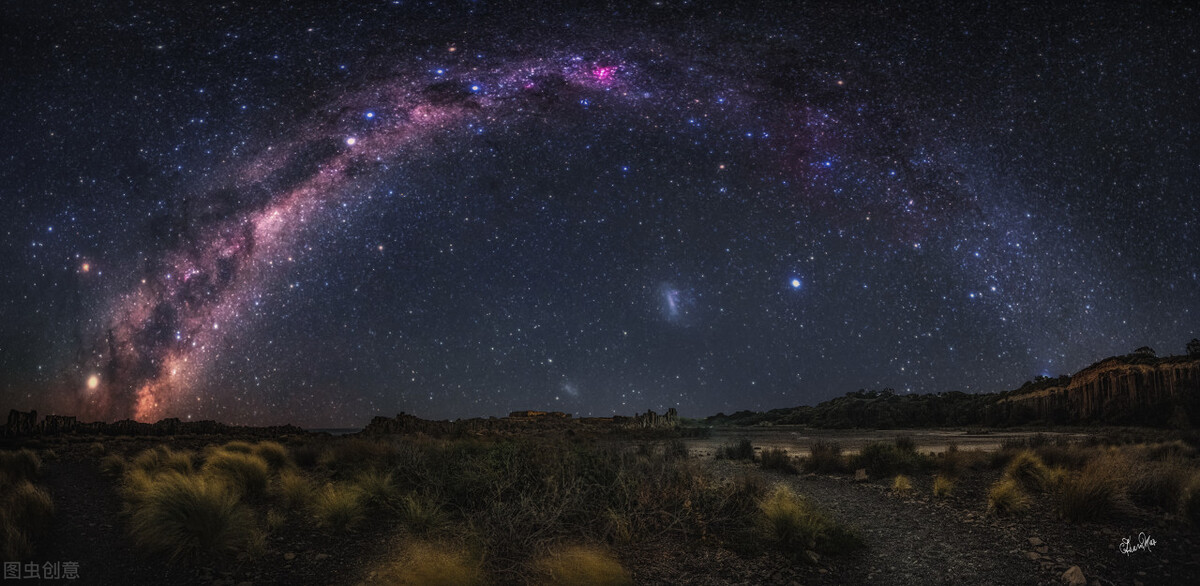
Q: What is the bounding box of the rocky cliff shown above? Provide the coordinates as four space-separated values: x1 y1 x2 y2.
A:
362 408 679 437
2 409 307 438
997 356 1200 425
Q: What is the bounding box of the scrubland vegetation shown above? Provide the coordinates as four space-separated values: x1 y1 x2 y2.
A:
0 449 54 559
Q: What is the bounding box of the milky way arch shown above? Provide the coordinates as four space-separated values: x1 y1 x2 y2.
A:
79 49 967 422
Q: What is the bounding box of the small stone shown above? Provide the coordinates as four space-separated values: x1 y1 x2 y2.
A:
1028 537 1044 547
818 569 828 574
1037 546 1048 554
1026 551 1041 560
283 552 296 561
237 582 253 586
1062 565 1086 586
315 553 330 561
854 468 869 482
803 550 820 565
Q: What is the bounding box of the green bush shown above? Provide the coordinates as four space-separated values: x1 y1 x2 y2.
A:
851 442 927 476
127 472 252 561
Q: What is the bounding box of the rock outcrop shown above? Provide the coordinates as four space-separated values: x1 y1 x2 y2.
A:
362 408 680 437
998 356 1200 425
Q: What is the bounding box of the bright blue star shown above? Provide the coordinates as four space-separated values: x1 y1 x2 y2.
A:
790 278 802 289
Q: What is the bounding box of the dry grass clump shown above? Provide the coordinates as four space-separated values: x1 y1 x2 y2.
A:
758 448 798 474
891 474 913 494
219 441 255 454
252 441 293 471
758 485 861 554
533 544 632 586
396 493 446 535
273 470 315 509
318 438 399 472
987 478 1029 515
311 483 364 531
0 449 42 483
202 451 270 498
1004 450 1052 492
354 469 399 508
373 540 484 586
803 440 844 473
0 480 55 559
132 446 194 475
99 453 127 477
1059 455 1126 522
932 474 955 497
127 472 252 562
1128 458 1192 511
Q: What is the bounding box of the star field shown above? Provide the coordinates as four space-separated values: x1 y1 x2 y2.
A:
1 1 1197 426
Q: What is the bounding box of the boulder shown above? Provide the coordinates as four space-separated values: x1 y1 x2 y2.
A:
1062 566 1086 586
853 468 869 482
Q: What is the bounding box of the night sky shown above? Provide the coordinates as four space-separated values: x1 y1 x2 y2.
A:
2 2 1197 427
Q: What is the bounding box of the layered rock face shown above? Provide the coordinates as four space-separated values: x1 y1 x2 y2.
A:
1000 357 1200 424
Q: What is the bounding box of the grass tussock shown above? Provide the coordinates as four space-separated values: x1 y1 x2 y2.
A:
127 472 252 562
132 446 194 475
311 484 365 531
202 451 270 498
1004 450 1052 492
318 438 399 473
758 485 861 554
355 469 399 508
99 453 127 477
396 493 446 535
1128 458 1192 511
987 478 1029 516
273 470 315 509
932 474 954 498
1059 456 1126 522
252 441 293 471
891 474 913 494
0 449 42 483
219 441 255 454
374 540 484 586
717 438 755 461
0 480 55 559
804 440 844 473
758 448 799 474
1182 474 1200 526
533 544 632 586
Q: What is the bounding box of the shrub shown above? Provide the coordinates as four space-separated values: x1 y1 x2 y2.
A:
804 441 843 473
533 544 632 586
132 446 193 475
987 478 1029 516
397 493 446 535
939 443 963 475
0 449 43 483
1004 450 1051 492
355 469 399 508
891 475 913 493
1128 458 1191 511
273 470 315 509
202 451 270 498
374 540 484 586
318 438 398 472
851 442 926 476
1034 444 1091 470
312 484 364 531
1059 458 1124 522
717 439 755 461
932 474 954 497
895 435 917 453
758 485 861 554
127 472 252 562
759 448 798 474
252 442 292 471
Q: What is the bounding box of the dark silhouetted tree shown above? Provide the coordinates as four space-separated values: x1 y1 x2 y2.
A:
1188 339 1200 358
1133 346 1156 357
